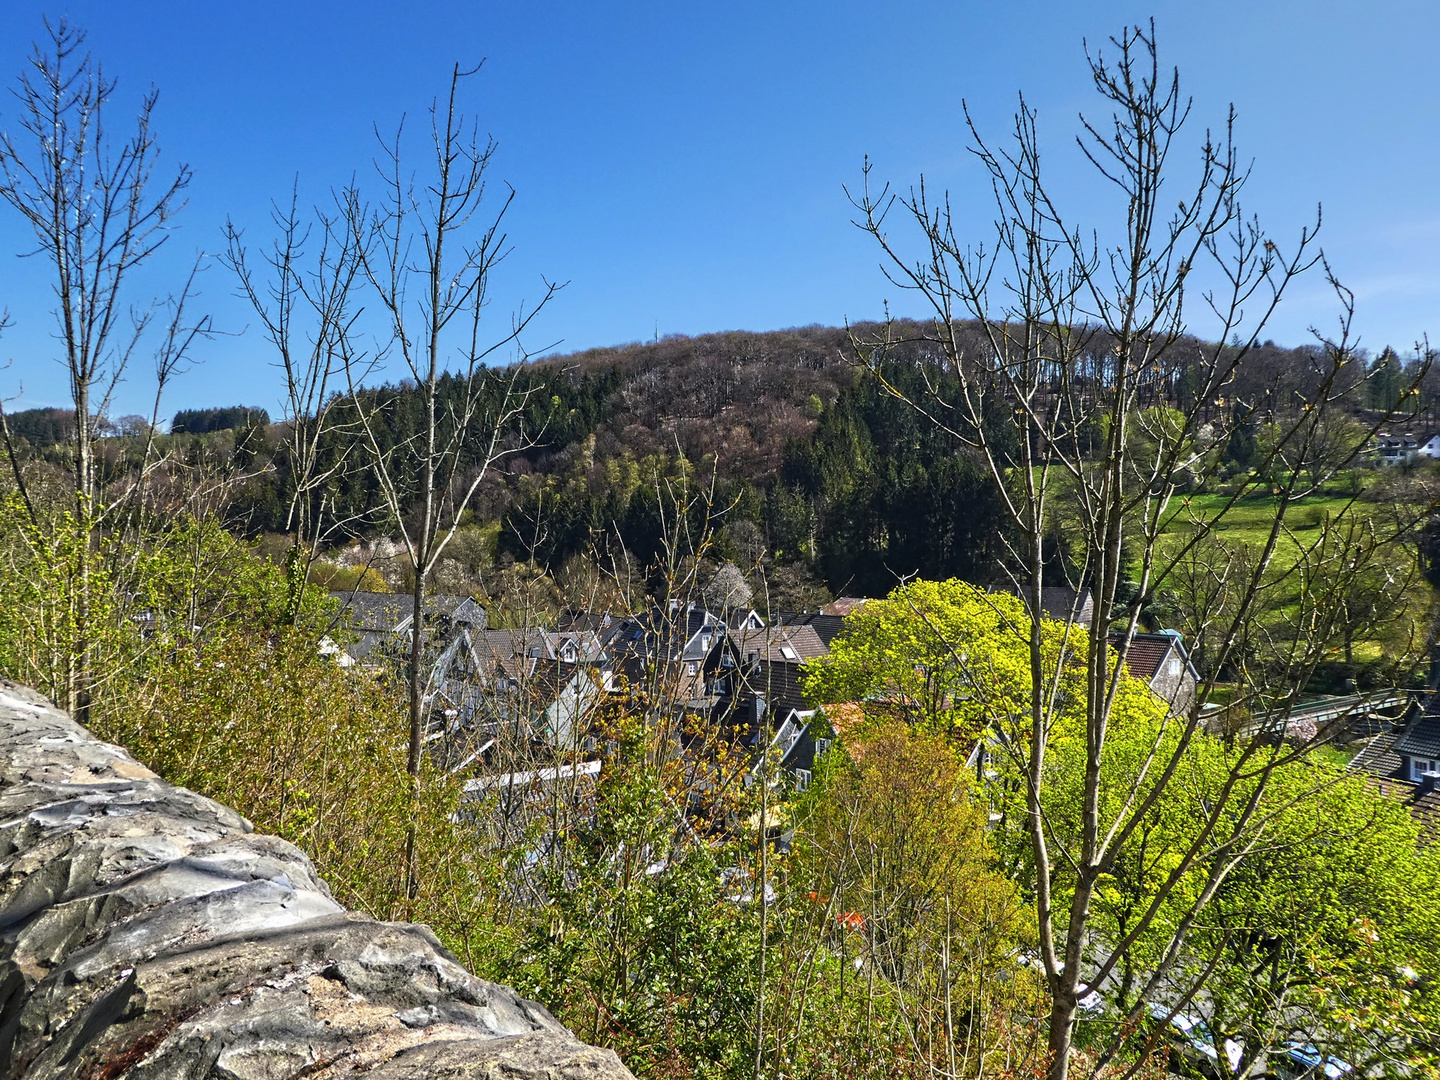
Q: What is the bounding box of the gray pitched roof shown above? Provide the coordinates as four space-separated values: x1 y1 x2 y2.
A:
776 612 847 647
1349 729 1440 835
730 625 828 664
330 592 486 660
1393 687 1440 759
1350 730 1404 781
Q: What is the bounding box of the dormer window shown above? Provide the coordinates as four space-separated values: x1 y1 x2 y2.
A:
1412 758 1440 782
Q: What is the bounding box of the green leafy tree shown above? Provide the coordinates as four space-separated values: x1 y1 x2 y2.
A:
847 25 1428 1078
998 702 1440 1077
802 579 1079 744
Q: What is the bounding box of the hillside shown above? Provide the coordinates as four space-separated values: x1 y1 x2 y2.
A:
8 320 1429 620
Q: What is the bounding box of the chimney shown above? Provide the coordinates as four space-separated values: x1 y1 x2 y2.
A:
1420 771 1440 797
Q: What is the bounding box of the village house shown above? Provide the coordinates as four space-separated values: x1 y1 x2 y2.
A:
1371 430 1440 467
596 601 764 703
706 623 831 789
1109 630 1200 717
1349 683 1440 831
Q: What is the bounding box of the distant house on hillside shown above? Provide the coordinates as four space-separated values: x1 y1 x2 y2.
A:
1109 630 1199 717
1372 430 1440 467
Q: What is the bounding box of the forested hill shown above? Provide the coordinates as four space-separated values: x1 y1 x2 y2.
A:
137 322 1408 605
217 321 1022 603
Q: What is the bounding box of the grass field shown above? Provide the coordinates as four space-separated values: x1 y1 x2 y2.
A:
1158 489 1382 567
1151 478 1430 688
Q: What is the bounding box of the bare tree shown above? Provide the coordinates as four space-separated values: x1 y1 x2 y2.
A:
340 62 560 903
222 190 366 622
0 19 208 718
848 23 1427 1080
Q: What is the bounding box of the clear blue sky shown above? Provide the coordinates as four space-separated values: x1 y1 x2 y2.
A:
1 0 1437 417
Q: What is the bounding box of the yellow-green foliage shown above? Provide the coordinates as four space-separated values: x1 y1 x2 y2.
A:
0 494 135 713
801 578 1093 741
111 631 420 918
309 559 390 594
780 720 1038 1077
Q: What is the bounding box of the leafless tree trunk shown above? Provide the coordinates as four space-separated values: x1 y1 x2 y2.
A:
340 62 559 905
848 23 1427 1080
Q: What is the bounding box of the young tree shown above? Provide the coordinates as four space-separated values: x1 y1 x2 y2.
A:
803 578 1042 738
0 19 208 719
339 63 560 903
791 720 1029 1077
848 23 1429 1079
1014 707 1440 1076
222 190 366 622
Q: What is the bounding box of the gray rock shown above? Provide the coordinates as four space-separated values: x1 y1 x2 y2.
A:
0 681 633 1080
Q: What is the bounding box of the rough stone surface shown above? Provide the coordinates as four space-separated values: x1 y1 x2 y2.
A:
0 681 634 1080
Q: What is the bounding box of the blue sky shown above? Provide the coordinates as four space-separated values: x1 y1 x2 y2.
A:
0 0 1437 417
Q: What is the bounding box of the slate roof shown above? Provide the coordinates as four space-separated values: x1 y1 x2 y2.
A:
330 592 486 660
470 629 607 681
1350 730 1404 779
756 661 810 719
472 630 539 681
723 626 830 731
555 609 616 633
730 625 828 664
601 604 729 663
1393 696 1440 759
775 612 848 647
1348 730 1440 836
1003 585 1094 626
1041 587 1093 626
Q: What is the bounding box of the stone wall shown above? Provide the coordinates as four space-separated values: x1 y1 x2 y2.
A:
0 681 633 1080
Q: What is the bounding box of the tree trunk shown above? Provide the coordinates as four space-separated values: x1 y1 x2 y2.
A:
74 379 92 726
1046 994 1078 1080
404 561 426 910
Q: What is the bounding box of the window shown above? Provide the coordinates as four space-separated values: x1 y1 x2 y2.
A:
686 661 698 675
793 769 812 792
1412 758 1440 781
779 644 798 661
